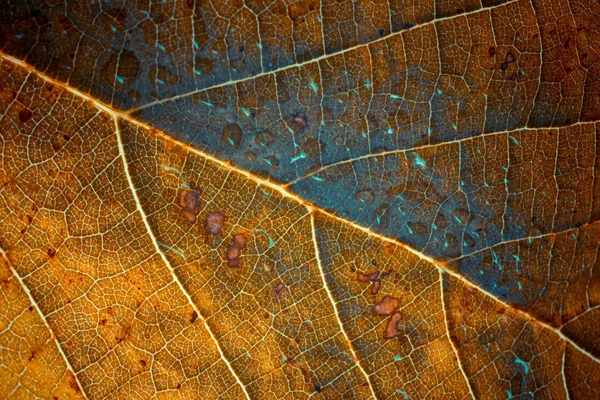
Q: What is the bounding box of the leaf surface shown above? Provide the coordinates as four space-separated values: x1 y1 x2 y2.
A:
0 0 599 398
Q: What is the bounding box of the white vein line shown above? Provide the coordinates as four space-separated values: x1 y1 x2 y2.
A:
112 117 252 400
449 220 600 262
130 0 519 113
309 212 378 399
284 120 598 186
0 247 90 400
562 341 571 400
439 269 476 400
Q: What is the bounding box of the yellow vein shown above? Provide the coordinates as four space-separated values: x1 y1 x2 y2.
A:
309 212 379 399
130 0 518 112
2 51 599 366
112 117 252 400
439 269 476 400
0 248 90 400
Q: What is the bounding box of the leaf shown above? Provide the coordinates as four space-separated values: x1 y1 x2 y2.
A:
0 0 599 398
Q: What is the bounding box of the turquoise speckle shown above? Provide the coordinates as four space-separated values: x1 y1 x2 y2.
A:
436 87 442 95
412 153 426 167
256 43 263 49
194 69 201 75
396 389 409 399
311 175 324 181
390 94 400 99
157 43 166 52
241 107 251 117
509 135 520 146
199 100 213 107
515 358 529 374
193 39 199 49
116 76 125 84
365 79 371 89
394 355 404 361
111 25 116 33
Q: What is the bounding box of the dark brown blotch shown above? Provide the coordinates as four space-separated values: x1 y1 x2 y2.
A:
190 310 198 323
19 109 32 123
373 295 399 316
205 211 225 236
356 270 389 294
384 312 403 340
227 233 247 267
178 187 201 223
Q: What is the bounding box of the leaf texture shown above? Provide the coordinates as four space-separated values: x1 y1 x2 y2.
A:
0 0 599 398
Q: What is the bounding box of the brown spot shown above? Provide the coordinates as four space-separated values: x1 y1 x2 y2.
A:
371 280 381 295
227 233 247 267
384 312 403 339
505 52 515 63
28 306 34 312
178 187 201 223
19 109 32 123
274 282 286 297
292 112 308 130
47 248 56 258
205 211 225 236
139 359 147 367
373 295 400 316
500 62 509 71
507 72 517 81
357 270 390 294
221 123 243 150
488 46 496 57
190 310 198 323
356 272 370 282
176 383 182 389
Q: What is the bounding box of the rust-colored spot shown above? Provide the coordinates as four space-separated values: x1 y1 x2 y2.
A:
227 233 247 267
205 211 225 236
139 359 147 367
488 46 496 57
384 312 403 339
373 295 399 316
69 373 81 392
47 248 56 257
178 187 201 223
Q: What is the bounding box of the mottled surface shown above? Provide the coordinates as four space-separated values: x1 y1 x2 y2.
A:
1 0 599 397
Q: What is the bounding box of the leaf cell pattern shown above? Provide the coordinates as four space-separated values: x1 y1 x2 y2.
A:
0 0 599 398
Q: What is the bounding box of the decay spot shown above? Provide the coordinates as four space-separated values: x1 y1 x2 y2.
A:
488 46 496 57
373 296 400 316
315 385 322 393
292 112 308 130
19 109 32 123
190 310 198 323
501 52 516 71
354 188 374 204
221 123 243 150
47 248 56 258
139 359 147 367
384 312 403 339
178 187 201 223
274 281 286 297
227 233 247 267
357 270 390 295
205 211 225 236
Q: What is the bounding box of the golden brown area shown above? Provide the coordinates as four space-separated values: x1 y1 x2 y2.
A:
0 0 599 392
